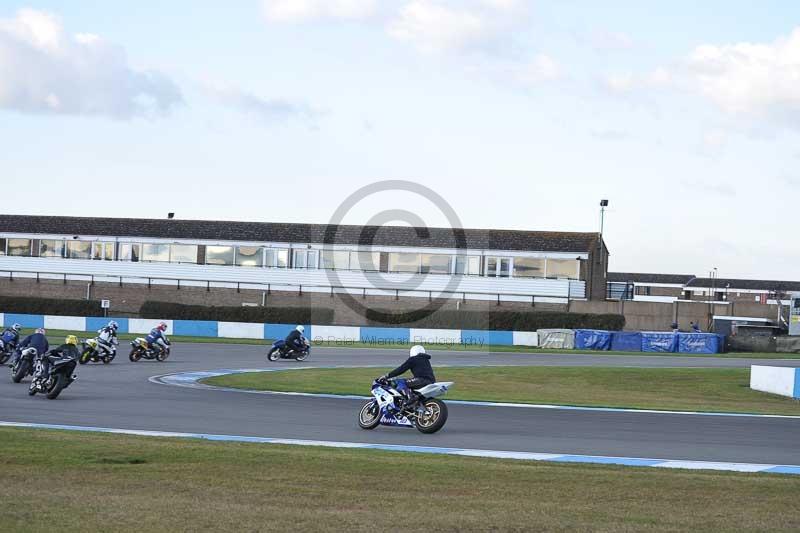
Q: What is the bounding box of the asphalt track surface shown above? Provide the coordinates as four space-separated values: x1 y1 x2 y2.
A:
1 344 799 465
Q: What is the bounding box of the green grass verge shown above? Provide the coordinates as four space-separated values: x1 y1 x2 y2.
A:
0 428 798 532
203 366 800 415
16 328 799 358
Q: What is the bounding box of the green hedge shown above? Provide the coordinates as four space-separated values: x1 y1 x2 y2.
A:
139 301 335 325
0 295 104 317
364 309 625 331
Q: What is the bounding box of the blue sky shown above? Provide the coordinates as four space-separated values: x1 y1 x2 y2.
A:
1 1 799 279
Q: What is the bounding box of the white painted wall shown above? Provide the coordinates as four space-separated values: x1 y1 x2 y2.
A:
750 365 798 398
410 328 461 344
512 331 539 347
128 319 173 335
311 325 360 342
217 322 264 339
44 316 87 331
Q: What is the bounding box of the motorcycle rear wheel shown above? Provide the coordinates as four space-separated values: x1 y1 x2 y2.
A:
79 349 93 365
358 400 381 430
415 399 448 434
267 348 281 362
46 374 67 400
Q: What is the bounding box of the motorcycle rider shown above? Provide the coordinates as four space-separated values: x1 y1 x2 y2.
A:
35 335 79 382
11 327 50 367
0 323 22 354
379 345 436 405
145 322 169 355
96 320 119 355
283 325 306 355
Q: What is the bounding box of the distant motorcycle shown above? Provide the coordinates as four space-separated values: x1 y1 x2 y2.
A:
267 337 310 362
0 340 15 365
358 378 453 434
28 352 77 400
129 337 170 362
11 348 37 383
79 337 118 364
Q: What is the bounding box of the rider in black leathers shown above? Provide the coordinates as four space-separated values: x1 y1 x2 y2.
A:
283 325 306 354
380 345 436 403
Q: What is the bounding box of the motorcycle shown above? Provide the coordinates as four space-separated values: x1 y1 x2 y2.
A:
358 378 453 434
0 339 15 365
11 347 37 383
28 352 77 399
267 337 310 362
79 337 118 364
129 336 170 362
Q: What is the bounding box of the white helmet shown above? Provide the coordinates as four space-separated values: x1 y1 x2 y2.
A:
409 345 425 357
296 325 305 334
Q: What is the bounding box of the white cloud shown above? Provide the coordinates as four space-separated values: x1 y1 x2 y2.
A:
517 53 561 83
261 0 376 22
587 29 635 51
207 85 319 126
388 1 487 53
0 8 182 119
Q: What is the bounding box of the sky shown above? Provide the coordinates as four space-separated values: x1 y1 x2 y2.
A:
1 1 799 280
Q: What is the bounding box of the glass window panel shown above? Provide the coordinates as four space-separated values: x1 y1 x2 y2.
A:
266 249 288 268
307 250 318 269
499 258 510 277
454 256 480 275
7 238 31 256
66 241 91 259
293 250 307 269
351 251 379 271
420 254 452 274
92 242 114 261
486 257 497 276
236 246 263 267
513 257 545 278
486 257 510 277
39 239 65 258
547 259 578 279
206 245 235 266
119 243 140 262
321 250 350 270
141 243 170 262
0 238 5 255
171 244 197 264
389 252 420 273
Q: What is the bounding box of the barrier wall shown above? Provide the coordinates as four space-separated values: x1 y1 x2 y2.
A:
750 366 800 398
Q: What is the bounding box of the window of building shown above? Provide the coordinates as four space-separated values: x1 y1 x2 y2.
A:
546 259 579 279
66 240 92 259
454 255 480 275
635 285 651 296
0 238 5 255
389 252 420 273
351 251 380 272
513 257 545 278
420 254 452 274
236 246 263 267
141 243 170 262
118 243 140 262
92 242 114 261
206 245 235 266
485 257 510 277
292 249 318 269
170 244 198 264
6 238 32 256
321 250 350 270
39 239 65 258
266 249 288 268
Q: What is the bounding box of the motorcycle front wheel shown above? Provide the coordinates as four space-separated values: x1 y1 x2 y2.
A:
12 360 29 383
267 348 281 362
156 349 169 362
357 400 381 430
415 399 448 434
79 349 93 365
295 350 309 362
0 352 10 365
46 374 67 400
129 348 142 362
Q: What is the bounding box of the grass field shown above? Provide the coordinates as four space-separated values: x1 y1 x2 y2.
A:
0 427 798 532
204 366 800 415
18 328 800 358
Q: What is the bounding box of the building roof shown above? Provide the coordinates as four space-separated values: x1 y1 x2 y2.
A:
607 272 696 285
0 215 602 254
686 277 800 291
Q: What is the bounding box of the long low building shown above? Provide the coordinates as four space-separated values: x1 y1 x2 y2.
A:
0 215 610 303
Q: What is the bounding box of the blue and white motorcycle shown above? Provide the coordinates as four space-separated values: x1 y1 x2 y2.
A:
358 378 453 434
266 337 310 362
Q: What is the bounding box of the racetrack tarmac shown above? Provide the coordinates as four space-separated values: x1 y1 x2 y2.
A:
2 344 799 465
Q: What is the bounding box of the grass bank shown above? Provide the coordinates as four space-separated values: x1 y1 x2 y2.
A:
203 366 800 415
17 328 800 358
0 428 798 532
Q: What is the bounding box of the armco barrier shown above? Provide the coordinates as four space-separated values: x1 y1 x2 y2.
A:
750 366 800 398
